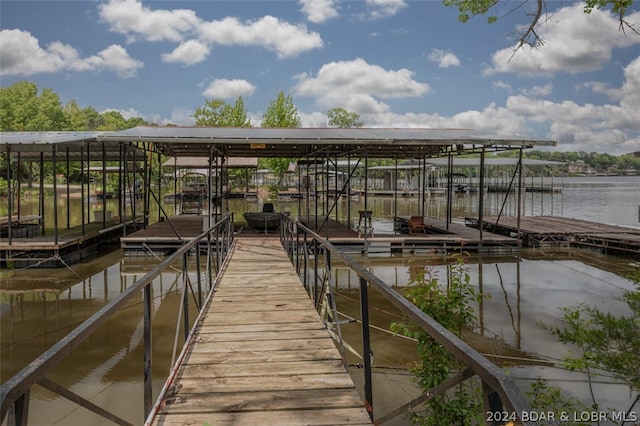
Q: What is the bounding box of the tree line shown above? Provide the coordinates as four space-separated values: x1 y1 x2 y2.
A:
2 81 638 184
498 150 640 175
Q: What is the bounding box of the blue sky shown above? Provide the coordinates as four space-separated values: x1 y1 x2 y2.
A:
1 0 639 154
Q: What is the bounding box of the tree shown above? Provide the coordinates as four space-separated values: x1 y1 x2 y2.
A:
261 91 301 128
0 81 68 131
443 0 637 50
326 107 363 128
63 100 90 131
193 97 251 127
260 92 301 184
97 110 129 131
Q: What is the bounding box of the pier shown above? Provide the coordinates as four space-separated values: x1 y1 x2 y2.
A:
0 217 145 267
119 214 519 256
148 237 372 425
466 215 640 255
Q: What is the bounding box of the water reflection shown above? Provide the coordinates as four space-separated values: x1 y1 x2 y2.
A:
0 250 203 425
1 177 638 424
324 249 637 422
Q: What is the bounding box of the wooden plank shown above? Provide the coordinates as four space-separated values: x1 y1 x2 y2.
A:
150 237 371 425
160 388 365 414
183 348 341 364
154 408 372 425
178 359 348 378
187 336 340 353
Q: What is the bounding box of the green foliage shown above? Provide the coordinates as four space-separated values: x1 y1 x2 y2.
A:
526 379 591 426
0 81 68 131
545 273 640 415
495 150 640 175
1 81 147 133
326 107 363 128
193 97 251 127
442 0 496 23
548 278 640 391
391 255 485 425
259 92 300 182
261 91 301 128
442 0 635 48
584 0 633 17
443 0 634 24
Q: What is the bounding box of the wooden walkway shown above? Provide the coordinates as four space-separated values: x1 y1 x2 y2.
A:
149 237 372 425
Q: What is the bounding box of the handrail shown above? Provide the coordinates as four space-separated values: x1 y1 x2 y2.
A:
1 214 235 426
281 216 532 426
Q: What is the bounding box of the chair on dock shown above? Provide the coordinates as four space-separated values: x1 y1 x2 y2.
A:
357 210 374 238
408 216 429 234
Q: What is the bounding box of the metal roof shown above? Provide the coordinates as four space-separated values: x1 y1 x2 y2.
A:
100 126 555 158
2 126 556 161
0 131 143 161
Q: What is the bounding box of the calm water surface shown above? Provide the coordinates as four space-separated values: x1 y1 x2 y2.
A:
1 176 639 424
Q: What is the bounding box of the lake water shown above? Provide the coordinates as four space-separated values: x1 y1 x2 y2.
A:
1 176 639 425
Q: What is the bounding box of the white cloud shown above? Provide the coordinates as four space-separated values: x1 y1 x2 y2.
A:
161 40 210 65
199 16 323 59
499 58 640 153
428 49 461 68
521 82 553 97
580 81 623 101
620 56 640 110
485 5 640 76
294 58 430 114
100 0 323 60
493 81 512 92
364 0 407 19
0 29 142 77
99 0 200 42
295 56 640 154
203 79 256 99
299 0 339 23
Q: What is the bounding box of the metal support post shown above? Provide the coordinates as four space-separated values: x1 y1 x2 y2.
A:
359 277 373 421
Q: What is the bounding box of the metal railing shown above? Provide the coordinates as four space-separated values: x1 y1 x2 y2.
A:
280 215 532 426
0 214 235 426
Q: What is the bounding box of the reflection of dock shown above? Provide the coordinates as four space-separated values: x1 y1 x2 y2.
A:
149 238 371 425
467 216 640 255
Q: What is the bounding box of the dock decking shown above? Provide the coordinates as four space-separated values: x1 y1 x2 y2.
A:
149 237 372 425
122 214 519 255
0 217 145 267
467 215 640 255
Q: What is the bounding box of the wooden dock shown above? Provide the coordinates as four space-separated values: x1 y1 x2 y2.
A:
122 214 518 256
120 216 208 255
467 215 640 255
149 237 372 425
0 217 145 267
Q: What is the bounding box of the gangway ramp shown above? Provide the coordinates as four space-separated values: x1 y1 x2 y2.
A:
149 237 372 425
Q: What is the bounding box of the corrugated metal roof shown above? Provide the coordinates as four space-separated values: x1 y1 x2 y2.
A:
2 126 556 160
0 131 142 161
99 126 555 159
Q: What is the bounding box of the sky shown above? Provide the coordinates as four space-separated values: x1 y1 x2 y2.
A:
1 0 639 155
